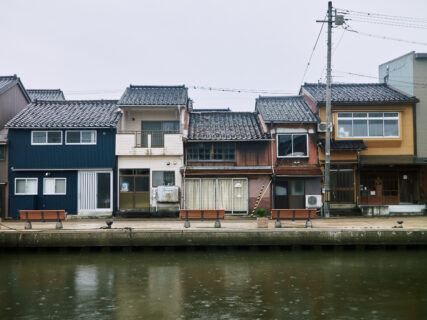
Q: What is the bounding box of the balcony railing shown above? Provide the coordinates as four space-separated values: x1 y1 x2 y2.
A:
116 131 183 156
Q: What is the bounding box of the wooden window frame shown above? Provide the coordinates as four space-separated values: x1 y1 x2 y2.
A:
276 134 309 158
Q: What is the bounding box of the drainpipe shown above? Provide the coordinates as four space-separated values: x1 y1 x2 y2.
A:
270 123 275 210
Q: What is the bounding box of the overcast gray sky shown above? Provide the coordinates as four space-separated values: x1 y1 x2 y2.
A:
1 0 426 110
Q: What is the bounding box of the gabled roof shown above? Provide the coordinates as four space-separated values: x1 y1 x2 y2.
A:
301 83 418 105
27 89 65 101
118 85 188 106
256 96 318 123
6 100 121 128
0 75 31 102
188 112 269 141
318 139 367 151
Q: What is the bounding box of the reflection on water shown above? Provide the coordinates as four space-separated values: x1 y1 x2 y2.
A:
0 249 426 319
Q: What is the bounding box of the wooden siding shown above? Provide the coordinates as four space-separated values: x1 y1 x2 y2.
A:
186 141 271 167
8 128 117 169
0 85 30 129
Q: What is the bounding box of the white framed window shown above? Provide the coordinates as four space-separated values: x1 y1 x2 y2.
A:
337 112 399 138
65 130 97 145
277 134 309 158
15 178 38 195
31 131 62 145
43 178 66 195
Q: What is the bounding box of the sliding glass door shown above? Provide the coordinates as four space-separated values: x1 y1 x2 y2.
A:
185 178 248 214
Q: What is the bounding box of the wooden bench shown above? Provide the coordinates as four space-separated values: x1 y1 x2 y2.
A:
179 209 225 228
271 209 317 228
19 210 67 229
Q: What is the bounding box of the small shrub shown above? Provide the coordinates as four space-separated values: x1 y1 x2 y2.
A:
254 208 266 217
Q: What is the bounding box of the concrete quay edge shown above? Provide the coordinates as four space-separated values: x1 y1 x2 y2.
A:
0 229 426 247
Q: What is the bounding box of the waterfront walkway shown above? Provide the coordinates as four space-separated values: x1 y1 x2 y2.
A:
1 217 426 248
1 216 427 231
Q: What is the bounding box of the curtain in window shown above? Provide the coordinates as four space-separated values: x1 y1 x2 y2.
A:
233 179 248 212
185 180 200 209
218 179 233 211
201 179 216 209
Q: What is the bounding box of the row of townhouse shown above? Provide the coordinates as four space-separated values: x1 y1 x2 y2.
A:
0 53 426 219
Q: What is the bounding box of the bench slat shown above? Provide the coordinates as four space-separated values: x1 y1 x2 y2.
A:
19 210 67 221
271 209 317 220
180 209 225 220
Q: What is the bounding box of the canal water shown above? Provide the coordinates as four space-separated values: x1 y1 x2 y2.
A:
0 248 426 319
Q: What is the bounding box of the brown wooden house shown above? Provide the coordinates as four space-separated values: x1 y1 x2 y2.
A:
182 110 272 214
256 96 322 210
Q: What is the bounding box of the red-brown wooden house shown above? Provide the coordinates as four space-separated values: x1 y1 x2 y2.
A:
256 96 322 210
182 110 272 214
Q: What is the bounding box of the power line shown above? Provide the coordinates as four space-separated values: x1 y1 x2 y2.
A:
300 13 327 85
334 70 427 88
191 86 295 95
347 18 427 30
336 8 427 23
346 28 427 46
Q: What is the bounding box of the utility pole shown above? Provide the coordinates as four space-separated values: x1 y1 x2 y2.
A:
324 1 333 218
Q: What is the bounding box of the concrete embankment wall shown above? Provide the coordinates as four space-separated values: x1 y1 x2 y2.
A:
0 229 426 247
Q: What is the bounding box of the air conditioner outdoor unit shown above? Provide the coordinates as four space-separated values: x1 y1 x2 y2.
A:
317 122 328 133
156 186 180 203
305 195 322 208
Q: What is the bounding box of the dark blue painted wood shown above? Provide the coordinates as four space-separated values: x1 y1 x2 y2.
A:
8 128 118 218
9 171 77 218
8 128 116 169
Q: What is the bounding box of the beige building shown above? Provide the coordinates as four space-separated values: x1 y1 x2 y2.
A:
116 85 189 216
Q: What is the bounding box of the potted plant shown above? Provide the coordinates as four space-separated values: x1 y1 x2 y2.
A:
255 208 268 228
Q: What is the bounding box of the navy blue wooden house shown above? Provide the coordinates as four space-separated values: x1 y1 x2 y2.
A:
5 100 121 218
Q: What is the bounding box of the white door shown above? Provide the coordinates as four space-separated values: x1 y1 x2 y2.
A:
78 171 112 214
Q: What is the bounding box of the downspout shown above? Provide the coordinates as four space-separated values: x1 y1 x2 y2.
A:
270 123 275 210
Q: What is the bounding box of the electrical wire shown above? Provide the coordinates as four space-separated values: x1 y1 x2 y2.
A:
334 70 427 88
300 13 327 85
336 8 427 23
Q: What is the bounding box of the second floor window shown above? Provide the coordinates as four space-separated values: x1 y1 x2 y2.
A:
31 131 62 145
277 134 308 158
187 143 236 161
141 121 180 147
337 112 399 138
66 131 97 145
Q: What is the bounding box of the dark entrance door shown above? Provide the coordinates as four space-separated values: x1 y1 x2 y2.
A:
0 185 5 219
275 181 288 209
400 172 415 204
274 180 305 209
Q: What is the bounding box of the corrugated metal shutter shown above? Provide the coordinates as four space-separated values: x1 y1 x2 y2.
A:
78 171 97 212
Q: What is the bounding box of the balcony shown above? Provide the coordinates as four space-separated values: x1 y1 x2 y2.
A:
116 131 183 156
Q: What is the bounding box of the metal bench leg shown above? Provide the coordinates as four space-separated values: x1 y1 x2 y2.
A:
275 211 281 228
24 211 32 230
214 211 221 228
184 210 190 228
306 212 312 228
56 211 63 230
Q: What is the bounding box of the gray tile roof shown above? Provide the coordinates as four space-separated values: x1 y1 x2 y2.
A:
27 89 65 101
302 83 418 104
192 108 231 112
118 85 188 106
256 96 318 123
0 75 31 102
6 100 121 128
318 139 367 151
188 112 268 141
